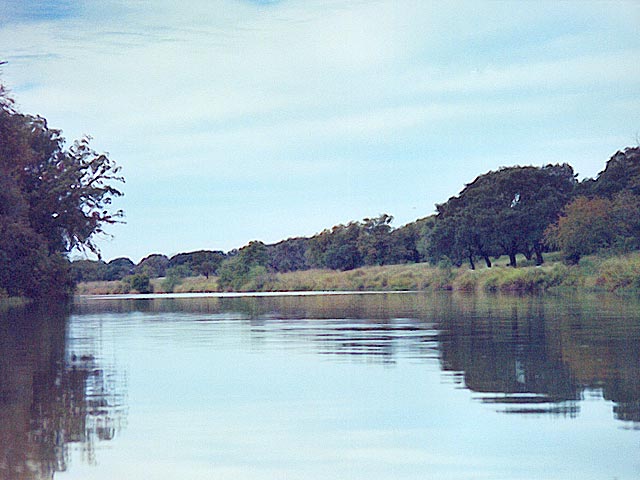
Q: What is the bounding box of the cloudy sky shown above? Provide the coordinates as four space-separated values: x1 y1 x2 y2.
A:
1 0 639 262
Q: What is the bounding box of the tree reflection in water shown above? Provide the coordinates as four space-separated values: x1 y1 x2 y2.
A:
0 303 126 480
76 292 640 428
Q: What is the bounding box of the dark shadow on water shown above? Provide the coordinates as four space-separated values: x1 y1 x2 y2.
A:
0 302 126 480
74 292 640 428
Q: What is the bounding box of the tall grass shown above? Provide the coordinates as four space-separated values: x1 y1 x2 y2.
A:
75 251 640 295
595 253 640 291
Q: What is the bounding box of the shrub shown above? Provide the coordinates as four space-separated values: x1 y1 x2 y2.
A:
595 254 640 291
123 273 152 294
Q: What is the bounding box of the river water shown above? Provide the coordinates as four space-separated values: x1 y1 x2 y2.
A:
1 291 638 479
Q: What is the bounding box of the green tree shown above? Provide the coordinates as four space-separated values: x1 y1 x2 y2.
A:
104 257 135 281
0 81 123 298
168 250 226 278
431 165 576 268
69 259 108 282
388 217 430 264
267 237 310 272
217 241 270 291
611 191 640 248
306 222 364 271
135 254 169 278
357 214 394 266
123 273 152 294
429 192 497 269
588 147 640 198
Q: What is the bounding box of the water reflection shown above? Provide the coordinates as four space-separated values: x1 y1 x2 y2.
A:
3 292 639 478
0 304 125 480
436 294 640 425
75 292 640 427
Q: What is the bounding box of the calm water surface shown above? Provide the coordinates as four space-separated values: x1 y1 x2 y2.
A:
1 291 639 479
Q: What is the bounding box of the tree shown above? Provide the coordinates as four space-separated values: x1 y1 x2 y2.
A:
611 191 640 248
267 237 310 272
588 147 640 198
135 254 169 278
357 214 394 266
69 259 108 283
546 192 640 263
388 217 430 264
0 81 124 298
429 189 498 269
306 222 364 271
167 250 226 278
431 165 576 268
217 241 270 291
123 273 152 294
545 196 615 263
104 258 135 281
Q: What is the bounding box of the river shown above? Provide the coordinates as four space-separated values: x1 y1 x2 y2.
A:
1 291 638 479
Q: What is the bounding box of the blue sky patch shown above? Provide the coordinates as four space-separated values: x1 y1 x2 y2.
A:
0 0 79 25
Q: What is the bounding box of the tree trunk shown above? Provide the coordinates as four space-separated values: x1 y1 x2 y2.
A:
483 255 492 268
468 254 475 270
508 252 517 267
534 244 544 266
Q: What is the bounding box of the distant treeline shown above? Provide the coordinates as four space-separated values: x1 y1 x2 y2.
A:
70 215 431 285
73 146 640 291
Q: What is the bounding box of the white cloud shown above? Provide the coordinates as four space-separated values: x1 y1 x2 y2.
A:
2 0 639 260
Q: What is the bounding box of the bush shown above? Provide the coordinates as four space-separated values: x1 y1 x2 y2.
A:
595 254 640 291
123 273 152 294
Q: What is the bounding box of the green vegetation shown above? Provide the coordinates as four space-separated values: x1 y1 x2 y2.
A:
75 251 640 295
3 75 639 298
430 164 576 268
0 81 123 299
72 146 640 297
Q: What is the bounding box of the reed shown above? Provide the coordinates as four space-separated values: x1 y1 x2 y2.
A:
74 251 640 295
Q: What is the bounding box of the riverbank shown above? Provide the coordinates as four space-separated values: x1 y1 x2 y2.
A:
75 251 640 295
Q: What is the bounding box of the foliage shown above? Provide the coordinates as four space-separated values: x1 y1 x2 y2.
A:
69 259 108 282
595 253 640 291
160 267 184 293
357 214 394 266
217 241 270 290
304 214 426 271
430 165 576 268
122 273 152 294
68 142 640 295
545 196 614 263
413 216 436 263
267 237 310 272
0 81 123 298
104 257 135 281
306 221 364 271
546 192 640 263
135 254 169 277
168 250 226 278
587 147 640 198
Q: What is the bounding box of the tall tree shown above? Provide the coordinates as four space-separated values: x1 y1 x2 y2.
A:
357 214 394 266
431 165 576 268
0 82 123 298
546 191 640 263
589 147 640 198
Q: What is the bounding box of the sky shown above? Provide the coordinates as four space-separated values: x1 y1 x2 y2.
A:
1 0 639 263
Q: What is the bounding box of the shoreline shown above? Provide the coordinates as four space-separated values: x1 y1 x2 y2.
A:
74 251 640 297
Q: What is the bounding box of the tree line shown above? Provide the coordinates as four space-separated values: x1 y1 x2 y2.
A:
70 145 640 292
2 73 639 297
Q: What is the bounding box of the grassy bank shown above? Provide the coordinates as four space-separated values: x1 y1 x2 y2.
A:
75 251 640 295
